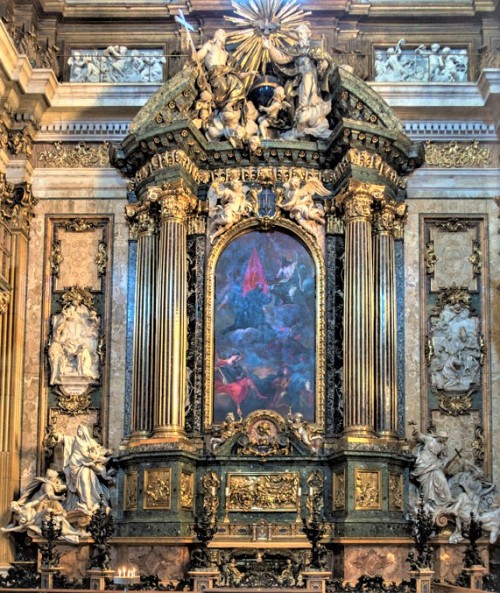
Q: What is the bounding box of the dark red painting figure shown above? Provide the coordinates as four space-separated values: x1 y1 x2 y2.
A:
213 231 316 422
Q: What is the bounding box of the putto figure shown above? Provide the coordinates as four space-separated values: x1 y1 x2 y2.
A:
208 180 257 243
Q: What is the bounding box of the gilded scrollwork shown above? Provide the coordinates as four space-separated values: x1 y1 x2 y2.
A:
144 469 171 510
8 127 33 158
124 471 138 511
0 182 37 236
95 242 108 277
431 285 472 316
424 140 492 168
124 200 158 239
469 241 482 276
227 473 299 512
471 425 485 465
50 242 63 277
180 472 194 509
434 219 474 233
372 199 407 236
334 178 386 223
38 142 110 168
306 470 324 518
388 473 403 511
63 219 100 233
146 181 198 223
425 241 437 276
333 471 346 510
202 470 220 518
354 469 381 510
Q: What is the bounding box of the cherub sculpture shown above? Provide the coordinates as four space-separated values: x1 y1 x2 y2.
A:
258 86 291 139
279 177 331 249
208 180 257 243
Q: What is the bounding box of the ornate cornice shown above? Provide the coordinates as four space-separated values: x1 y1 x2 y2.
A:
331 149 405 190
134 150 210 187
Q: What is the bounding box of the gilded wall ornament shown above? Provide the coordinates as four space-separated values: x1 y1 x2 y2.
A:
372 199 407 236
0 182 37 236
388 473 403 511
63 219 100 233
432 285 472 316
95 242 108 277
354 469 381 510
39 142 110 168
50 242 63 277
238 414 290 458
425 241 437 276
7 127 33 158
124 471 138 511
134 150 209 185
180 472 194 509
202 470 220 518
424 140 492 168
333 472 346 510
434 220 474 233
306 470 324 519
0 290 11 315
437 389 474 416
144 469 171 510
227 473 299 512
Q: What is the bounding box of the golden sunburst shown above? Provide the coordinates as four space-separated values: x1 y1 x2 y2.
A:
224 0 311 75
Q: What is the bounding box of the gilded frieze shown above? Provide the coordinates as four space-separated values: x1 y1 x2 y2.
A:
38 142 110 168
144 468 171 510
124 471 138 511
354 469 381 510
388 473 403 511
424 140 492 168
333 471 346 510
227 473 299 512
180 472 194 509
134 150 209 185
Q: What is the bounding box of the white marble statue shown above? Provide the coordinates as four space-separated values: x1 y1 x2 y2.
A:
262 25 333 140
410 421 452 508
68 50 100 82
208 180 256 243
258 86 291 139
1 469 83 543
55 424 112 514
286 409 323 453
48 288 100 388
279 177 330 249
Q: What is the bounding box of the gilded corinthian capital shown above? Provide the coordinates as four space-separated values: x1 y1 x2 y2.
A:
334 179 386 223
373 199 407 236
125 200 158 238
154 181 197 223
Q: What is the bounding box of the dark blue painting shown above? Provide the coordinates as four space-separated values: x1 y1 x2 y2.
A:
214 230 316 423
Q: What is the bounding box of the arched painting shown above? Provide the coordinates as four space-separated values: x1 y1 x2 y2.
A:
213 230 316 423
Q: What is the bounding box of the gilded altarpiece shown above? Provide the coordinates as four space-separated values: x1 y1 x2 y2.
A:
421 216 489 472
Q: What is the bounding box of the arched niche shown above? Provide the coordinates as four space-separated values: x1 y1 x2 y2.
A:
204 218 325 429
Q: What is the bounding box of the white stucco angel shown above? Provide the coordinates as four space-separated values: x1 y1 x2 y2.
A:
208 179 257 243
279 176 331 250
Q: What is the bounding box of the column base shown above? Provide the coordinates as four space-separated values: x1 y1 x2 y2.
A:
302 570 331 593
409 569 434 593
151 426 186 440
187 569 220 590
88 568 115 590
341 426 376 443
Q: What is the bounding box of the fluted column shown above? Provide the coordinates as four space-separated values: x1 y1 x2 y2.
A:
372 199 406 437
336 179 384 438
126 198 159 439
0 180 36 566
153 181 197 438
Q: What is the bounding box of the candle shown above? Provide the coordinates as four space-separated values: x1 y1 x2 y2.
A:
298 487 302 497
225 487 230 497
309 487 313 496
211 486 216 496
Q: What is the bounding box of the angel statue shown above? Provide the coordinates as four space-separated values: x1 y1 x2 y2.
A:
208 179 257 244
279 176 331 250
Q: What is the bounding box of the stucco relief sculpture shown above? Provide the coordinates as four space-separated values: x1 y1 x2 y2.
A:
279 176 330 250
48 287 101 414
182 2 335 145
68 47 165 83
428 302 481 396
374 40 468 82
1 469 84 543
409 422 500 544
208 179 257 243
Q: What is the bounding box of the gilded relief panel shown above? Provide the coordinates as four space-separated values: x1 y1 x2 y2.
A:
180 472 194 510
227 473 299 512
333 470 346 510
144 469 171 510
354 469 381 511
124 471 138 511
388 473 403 511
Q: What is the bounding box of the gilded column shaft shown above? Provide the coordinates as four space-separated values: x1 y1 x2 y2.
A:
336 180 385 437
153 184 196 438
130 208 158 437
373 224 397 436
344 216 374 433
